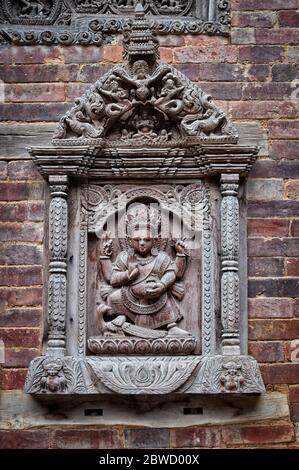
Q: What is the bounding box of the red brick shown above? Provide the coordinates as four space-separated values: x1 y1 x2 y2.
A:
249 319 299 340
125 428 169 449
279 11 299 27
174 46 238 64
0 223 43 242
67 83 91 101
248 341 285 362
247 219 289 237
249 279 299 298
0 201 45 223
251 160 299 179
4 348 40 368
177 63 245 82
285 259 299 276
290 385 299 402
199 82 242 100
248 298 295 318
261 363 299 384
272 64 297 82
0 328 40 348
249 258 283 277
160 48 173 63
0 430 48 449
229 101 298 119
27 202 45 222
0 266 42 286
0 64 79 83
222 424 294 445
7 161 41 181
0 245 43 265
0 203 27 222
171 427 220 448
231 28 255 45
256 29 299 45
232 11 276 28
159 35 186 47
5 83 65 103
291 404 299 422
103 46 123 63
185 35 228 46
295 299 299 317
52 430 121 449
291 220 299 237
270 141 299 160
4 287 43 307
63 46 103 64
247 179 284 201
0 161 7 180
0 46 63 64
0 308 42 327
243 83 293 100
1 368 28 389
0 182 44 201
78 64 113 83
268 121 299 140
239 46 284 64
248 239 298 257
245 64 269 82
286 180 299 200
232 0 297 9
248 201 299 218
284 339 299 362
0 103 71 122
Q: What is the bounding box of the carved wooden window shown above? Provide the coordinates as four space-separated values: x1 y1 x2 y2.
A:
25 6 264 396
0 0 230 46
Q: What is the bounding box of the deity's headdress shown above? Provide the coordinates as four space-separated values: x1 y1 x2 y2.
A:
126 203 161 238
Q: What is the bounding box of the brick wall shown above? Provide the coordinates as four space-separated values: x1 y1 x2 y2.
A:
0 0 298 448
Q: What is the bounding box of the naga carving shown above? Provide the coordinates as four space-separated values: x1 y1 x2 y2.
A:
53 5 237 144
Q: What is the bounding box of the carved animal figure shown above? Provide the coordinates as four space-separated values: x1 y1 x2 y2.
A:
181 109 226 136
19 0 51 17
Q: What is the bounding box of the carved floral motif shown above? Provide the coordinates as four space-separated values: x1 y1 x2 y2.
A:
87 356 201 394
0 1 230 45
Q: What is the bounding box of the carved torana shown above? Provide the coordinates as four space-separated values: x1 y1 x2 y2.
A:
25 5 265 396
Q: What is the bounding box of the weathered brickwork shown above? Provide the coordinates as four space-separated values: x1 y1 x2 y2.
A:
0 1 298 448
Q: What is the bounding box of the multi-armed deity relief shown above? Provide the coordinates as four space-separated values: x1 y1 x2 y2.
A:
88 201 198 355
25 4 265 396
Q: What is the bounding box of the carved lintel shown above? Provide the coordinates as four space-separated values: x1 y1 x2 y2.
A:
24 354 265 395
220 174 240 356
47 175 69 356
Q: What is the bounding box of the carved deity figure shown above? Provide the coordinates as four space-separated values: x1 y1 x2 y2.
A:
40 359 67 393
220 361 245 392
114 60 170 102
98 203 190 337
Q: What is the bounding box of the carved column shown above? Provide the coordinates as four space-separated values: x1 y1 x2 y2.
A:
220 174 240 355
47 175 69 356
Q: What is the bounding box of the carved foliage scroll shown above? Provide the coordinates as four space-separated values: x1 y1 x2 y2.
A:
0 1 231 46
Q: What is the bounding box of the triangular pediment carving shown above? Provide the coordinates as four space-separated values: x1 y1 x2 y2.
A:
53 4 238 147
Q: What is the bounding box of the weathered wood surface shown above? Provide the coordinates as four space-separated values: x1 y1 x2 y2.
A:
0 391 289 429
0 123 268 160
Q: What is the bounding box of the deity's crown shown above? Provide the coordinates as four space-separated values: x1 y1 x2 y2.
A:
126 203 161 237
